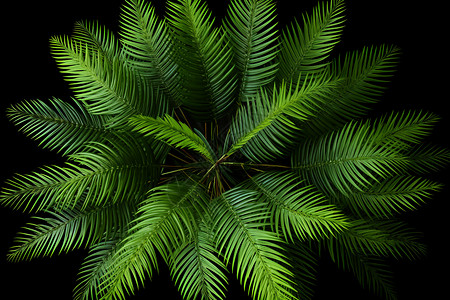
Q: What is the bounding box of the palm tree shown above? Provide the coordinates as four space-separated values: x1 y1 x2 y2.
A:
1 0 448 299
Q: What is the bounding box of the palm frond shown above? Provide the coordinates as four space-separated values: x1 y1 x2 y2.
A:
72 20 120 61
224 0 279 103
129 114 215 162
240 171 348 242
300 45 400 137
276 0 345 84
50 35 168 124
405 144 450 173
6 98 110 156
328 219 426 261
74 238 122 300
329 249 397 300
99 181 208 300
212 187 295 300
226 74 337 162
284 242 318 300
167 0 236 120
292 118 412 196
0 133 158 212
333 176 442 219
120 0 182 106
370 110 440 151
7 202 134 262
170 218 228 300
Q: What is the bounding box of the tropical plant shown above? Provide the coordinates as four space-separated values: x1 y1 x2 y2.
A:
2 0 448 299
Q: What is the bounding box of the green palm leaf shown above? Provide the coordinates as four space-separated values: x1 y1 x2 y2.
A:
226 74 337 161
292 118 411 196
301 45 401 137
50 35 168 123
212 187 295 300
72 20 119 61
1 134 158 212
276 0 345 84
405 144 450 173
224 0 279 103
170 218 228 300
328 219 426 261
129 114 216 162
6 98 109 156
74 238 122 300
240 171 348 241
167 0 236 120
284 242 318 300
333 176 442 218
120 0 182 106
293 110 448 198
100 181 209 300
370 110 440 151
7 202 134 262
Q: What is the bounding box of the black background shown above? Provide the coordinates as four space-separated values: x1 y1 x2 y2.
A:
1 0 449 299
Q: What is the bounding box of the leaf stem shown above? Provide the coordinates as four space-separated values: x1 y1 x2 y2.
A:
221 162 290 169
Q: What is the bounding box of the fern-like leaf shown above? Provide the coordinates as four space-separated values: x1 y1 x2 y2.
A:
99 181 209 300
120 0 182 106
227 74 337 161
276 0 345 84
167 0 236 120
212 187 295 300
6 98 109 156
7 202 134 262
292 119 410 196
170 218 228 300
240 171 348 242
332 176 442 218
50 35 168 123
284 242 318 300
224 0 279 103
129 114 216 162
328 219 426 261
301 45 401 137
1 134 158 212
74 238 122 300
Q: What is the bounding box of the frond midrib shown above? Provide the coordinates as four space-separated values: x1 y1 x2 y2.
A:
236 0 257 102
293 153 405 171
11 109 108 133
182 3 216 108
228 79 334 157
4 162 155 208
75 240 119 300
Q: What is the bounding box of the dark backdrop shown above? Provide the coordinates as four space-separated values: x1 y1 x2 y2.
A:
1 0 448 299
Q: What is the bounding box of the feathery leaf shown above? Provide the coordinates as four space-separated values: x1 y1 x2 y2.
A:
129 114 215 162
276 0 345 84
240 171 348 241
7 98 109 156
120 0 182 106
167 0 236 120
224 0 279 103
100 181 209 300
212 187 296 300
